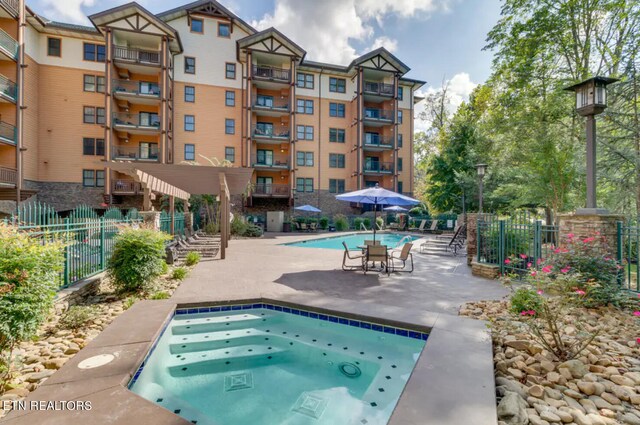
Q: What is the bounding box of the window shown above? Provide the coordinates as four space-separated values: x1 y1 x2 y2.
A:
397 110 403 124
329 77 346 93
96 107 105 125
296 178 313 193
96 170 105 187
82 138 104 156
398 157 403 172
83 43 105 62
329 179 345 194
398 133 403 147
139 142 158 160
256 94 273 107
255 122 273 135
256 149 273 165
329 128 345 143
83 170 103 187
225 118 235 134
397 181 403 194
398 86 404 101
296 99 313 114
96 76 105 93
296 125 313 140
296 73 314 89
225 147 235 163
225 63 236 79
225 91 235 107
184 86 195 102
296 151 314 167
139 112 159 127
329 102 345 117
47 37 61 57
185 57 196 74
218 23 231 37
83 75 95 92
329 153 345 168
191 18 203 33
184 144 195 161
83 106 95 124
184 115 195 131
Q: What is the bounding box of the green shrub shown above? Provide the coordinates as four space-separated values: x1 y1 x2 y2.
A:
185 251 201 266
363 218 371 228
353 218 363 230
243 225 263 238
510 287 543 315
160 261 169 275
231 217 248 236
334 214 348 231
58 305 99 330
108 228 171 293
319 217 329 230
172 266 188 280
0 224 64 377
204 221 219 235
484 227 531 263
150 291 170 300
123 296 138 310
376 217 384 228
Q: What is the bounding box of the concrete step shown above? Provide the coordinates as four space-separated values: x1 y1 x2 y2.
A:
171 312 276 335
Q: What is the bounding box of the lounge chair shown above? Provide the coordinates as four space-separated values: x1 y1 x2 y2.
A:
389 243 414 273
424 220 439 233
342 241 365 271
409 219 426 232
300 223 309 232
389 222 399 230
420 224 467 256
364 244 389 275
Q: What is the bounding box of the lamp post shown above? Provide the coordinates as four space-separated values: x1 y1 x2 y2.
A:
564 76 618 214
476 163 487 214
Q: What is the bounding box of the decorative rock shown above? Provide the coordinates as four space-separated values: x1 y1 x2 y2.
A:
588 395 613 410
570 408 594 425
559 360 588 379
547 372 561 384
544 387 563 400
529 385 545 398
529 415 550 425
540 360 555 373
64 343 80 355
618 412 640 425
3 388 29 398
539 409 561 422
554 408 573 423
496 377 528 399
497 391 529 425
43 358 68 370
579 398 598 415
601 391 622 405
564 388 584 399
577 381 597 396
610 375 635 387
25 370 55 383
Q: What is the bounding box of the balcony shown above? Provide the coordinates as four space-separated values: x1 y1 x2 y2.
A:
363 161 394 175
113 79 161 106
0 121 16 145
363 108 394 126
0 0 19 18
0 28 17 61
0 74 16 103
252 124 290 144
251 65 290 87
0 166 16 186
111 145 159 162
252 97 289 117
252 183 291 198
251 155 290 170
112 112 160 135
111 179 142 195
363 81 394 99
363 134 394 151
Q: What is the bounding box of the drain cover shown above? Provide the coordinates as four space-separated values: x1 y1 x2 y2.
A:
78 354 115 369
338 362 361 378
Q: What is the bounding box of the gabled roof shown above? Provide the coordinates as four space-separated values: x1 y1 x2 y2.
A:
89 2 182 53
237 27 306 61
158 0 256 36
349 47 410 75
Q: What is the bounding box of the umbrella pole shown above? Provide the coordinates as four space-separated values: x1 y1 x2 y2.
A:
373 201 377 242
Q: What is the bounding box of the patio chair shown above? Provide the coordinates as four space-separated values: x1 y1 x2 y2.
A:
300 223 309 232
294 222 302 232
364 245 389 275
389 243 414 273
342 241 365 271
309 222 318 232
420 224 467 256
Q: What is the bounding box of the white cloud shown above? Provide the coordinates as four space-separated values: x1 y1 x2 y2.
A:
252 0 448 64
40 0 97 24
369 36 398 53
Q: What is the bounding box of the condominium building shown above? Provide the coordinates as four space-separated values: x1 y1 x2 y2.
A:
0 0 424 215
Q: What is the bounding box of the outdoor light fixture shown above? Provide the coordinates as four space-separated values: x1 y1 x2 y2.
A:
476 163 487 214
564 76 618 214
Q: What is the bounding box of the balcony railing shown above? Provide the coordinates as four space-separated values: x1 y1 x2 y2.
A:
111 145 159 161
0 166 16 185
252 97 289 112
113 46 161 66
113 112 160 129
253 183 291 197
0 28 18 60
0 74 16 102
252 65 290 83
364 81 394 97
113 79 161 97
0 121 16 144
364 134 394 149
0 0 19 16
251 155 290 169
364 108 394 121
252 124 290 140
363 161 394 174
111 179 142 194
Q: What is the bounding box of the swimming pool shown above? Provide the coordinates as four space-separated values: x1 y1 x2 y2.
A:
129 303 427 425
284 233 420 250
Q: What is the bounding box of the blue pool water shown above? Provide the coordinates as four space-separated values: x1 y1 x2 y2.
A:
284 233 420 250
129 304 427 425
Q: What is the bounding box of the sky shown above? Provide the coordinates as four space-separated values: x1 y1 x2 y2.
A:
29 0 503 131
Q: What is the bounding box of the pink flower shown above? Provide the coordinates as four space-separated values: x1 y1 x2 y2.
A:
583 237 595 243
554 248 561 254
531 271 537 277
528 310 536 316
520 310 536 317
637 337 640 345
537 290 543 295
519 254 527 259
561 267 570 273
504 258 511 264
527 262 532 269
634 311 640 317
575 289 586 295
567 233 575 239
542 266 553 273
595 231 600 236
536 258 543 265
520 311 528 316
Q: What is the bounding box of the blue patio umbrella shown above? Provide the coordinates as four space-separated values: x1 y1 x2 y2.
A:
383 206 408 212
294 205 321 213
336 184 419 241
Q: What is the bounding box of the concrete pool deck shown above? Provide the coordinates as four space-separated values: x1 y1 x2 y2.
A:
2 232 507 425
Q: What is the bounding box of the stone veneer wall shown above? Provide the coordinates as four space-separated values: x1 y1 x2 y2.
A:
242 190 359 220
32 181 104 212
466 213 479 266
557 213 624 258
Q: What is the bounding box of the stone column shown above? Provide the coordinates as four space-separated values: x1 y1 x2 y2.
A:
466 213 479 266
140 211 161 231
184 211 194 236
557 213 624 258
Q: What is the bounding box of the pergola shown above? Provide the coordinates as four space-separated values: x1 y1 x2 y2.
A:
108 162 253 259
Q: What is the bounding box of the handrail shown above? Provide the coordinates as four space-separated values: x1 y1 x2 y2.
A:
111 179 141 194
0 74 17 102
364 81 395 96
112 112 160 128
112 79 161 97
251 155 289 168
253 183 290 196
0 0 19 16
364 108 394 121
364 134 394 147
0 121 17 143
363 161 394 173
253 96 289 110
0 166 16 185
252 124 290 139
0 28 18 59
111 145 159 161
252 65 291 82
113 46 160 65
